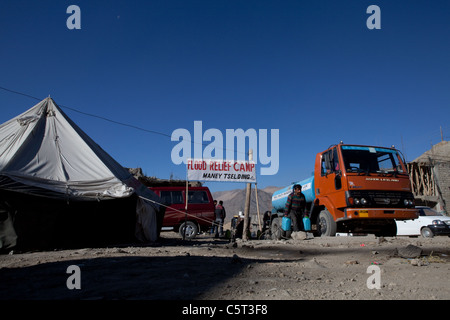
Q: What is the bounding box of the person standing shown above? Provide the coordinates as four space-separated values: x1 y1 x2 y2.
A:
211 200 218 234
214 200 225 238
284 184 306 232
219 200 226 236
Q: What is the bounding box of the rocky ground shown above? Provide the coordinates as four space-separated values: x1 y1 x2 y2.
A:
0 231 449 302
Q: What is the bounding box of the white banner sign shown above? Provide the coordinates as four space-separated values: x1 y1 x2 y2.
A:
187 158 256 183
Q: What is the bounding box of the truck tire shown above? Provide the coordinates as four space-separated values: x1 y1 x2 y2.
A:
317 209 336 237
271 217 283 240
179 221 198 239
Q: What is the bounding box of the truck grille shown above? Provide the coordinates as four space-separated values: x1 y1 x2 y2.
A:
373 198 400 205
347 190 414 208
372 192 402 206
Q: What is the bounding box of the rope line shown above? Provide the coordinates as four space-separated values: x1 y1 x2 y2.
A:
138 195 220 227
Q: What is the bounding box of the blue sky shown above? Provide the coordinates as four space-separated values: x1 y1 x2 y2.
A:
1 0 449 193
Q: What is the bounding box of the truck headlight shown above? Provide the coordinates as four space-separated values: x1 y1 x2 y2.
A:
361 198 368 205
403 199 414 207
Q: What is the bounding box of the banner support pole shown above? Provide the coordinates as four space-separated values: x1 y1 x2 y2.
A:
255 182 262 233
243 149 253 241
184 166 189 240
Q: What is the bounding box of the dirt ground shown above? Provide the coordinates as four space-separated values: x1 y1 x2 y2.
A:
1 230 449 301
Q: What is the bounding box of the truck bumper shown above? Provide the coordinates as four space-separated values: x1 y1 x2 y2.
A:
344 208 418 220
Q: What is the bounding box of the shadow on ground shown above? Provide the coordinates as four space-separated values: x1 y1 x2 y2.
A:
0 254 280 300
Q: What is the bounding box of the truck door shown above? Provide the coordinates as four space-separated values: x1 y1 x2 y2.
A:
316 147 344 208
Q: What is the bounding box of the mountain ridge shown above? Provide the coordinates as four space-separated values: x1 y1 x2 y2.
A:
211 186 281 223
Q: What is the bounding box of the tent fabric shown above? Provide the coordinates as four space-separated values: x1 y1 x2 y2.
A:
0 97 162 247
1 98 133 198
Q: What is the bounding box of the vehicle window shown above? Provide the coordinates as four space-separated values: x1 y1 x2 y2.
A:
349 163 360 170
321 150 332 176
160 191 184 205
160 191 171 205
421 208 442 217
377 153 404 172
188 191 209 204
321 155 327 176
321 148 340 176
341 146 405 174
171 191 184 204
332 147 340 172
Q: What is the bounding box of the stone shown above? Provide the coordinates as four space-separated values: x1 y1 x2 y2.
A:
291 231 307 240
398 245 423 259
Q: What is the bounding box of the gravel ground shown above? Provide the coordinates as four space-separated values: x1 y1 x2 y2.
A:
1 231 449 301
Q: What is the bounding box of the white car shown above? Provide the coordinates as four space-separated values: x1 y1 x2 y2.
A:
396 206 450 238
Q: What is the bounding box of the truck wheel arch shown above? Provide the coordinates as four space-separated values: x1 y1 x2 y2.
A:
311 197 337 221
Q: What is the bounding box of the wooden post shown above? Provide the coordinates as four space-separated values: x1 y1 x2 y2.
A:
183 178 189 240
255 183 262 232
243 149 253 241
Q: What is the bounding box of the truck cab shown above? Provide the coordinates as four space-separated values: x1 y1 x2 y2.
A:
270 143 419 238
311 143 418 236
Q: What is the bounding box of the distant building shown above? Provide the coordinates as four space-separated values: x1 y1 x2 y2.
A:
407 141 450 215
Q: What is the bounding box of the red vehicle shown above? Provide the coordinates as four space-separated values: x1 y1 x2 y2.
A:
149 186 215 239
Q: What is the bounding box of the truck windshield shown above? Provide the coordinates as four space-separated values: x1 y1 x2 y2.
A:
341 146 405 175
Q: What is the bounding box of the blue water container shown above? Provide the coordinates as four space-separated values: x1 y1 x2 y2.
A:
281 216 291 231
303 217 311 231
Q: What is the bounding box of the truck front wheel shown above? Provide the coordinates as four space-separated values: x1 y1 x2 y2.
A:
317 209 337 237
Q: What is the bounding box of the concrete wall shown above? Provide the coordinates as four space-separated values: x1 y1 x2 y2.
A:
434 161 450 215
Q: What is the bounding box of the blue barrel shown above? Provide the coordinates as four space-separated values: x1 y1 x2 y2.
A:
281 216 291 231
271 176 315 212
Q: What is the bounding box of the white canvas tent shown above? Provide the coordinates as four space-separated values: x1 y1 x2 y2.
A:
0 97 163 250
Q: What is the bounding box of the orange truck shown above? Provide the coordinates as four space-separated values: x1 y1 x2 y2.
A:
271 143 419 237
